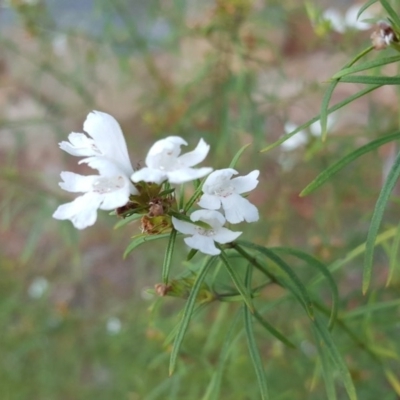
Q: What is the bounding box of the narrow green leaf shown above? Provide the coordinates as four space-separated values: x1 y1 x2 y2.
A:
123 233 171 258
300 131 400 196
260 84 380 152
312 317 357 400
158 188 176 196
339 75 400 85
163 305 206 347
243 266 269 400
313 333 337 400
332 55 400 79
186 248 198 261
364 150 400 294
218 248 254 312
385 368 400 395
178 183 185 210
169 257 215 376
321 46 373 141
113 213 142 229
342 298 400 319
253 310 296 348
229 143 252 169
380 0 400 27
170 210 213 230
202 311 242 400
162 229 177 284
357 0 378 19
237 241 314 319
184 177 208 212
320 81 337 141
387 222 400 286
271 247 338 329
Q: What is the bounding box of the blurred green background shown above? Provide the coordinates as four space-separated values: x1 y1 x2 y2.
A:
1 0 400 399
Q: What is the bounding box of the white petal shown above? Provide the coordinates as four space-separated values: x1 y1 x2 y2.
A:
131 167 167 184
99 193 129 210
202 169 237 194
280 131 307 151
284 122 298 134
231 170 259 194
59 132 99 157
221 194 259 223
77 158 138 196
145 136 187 169
80 156 128 177
184 235 220 255
166 167 212 184
177 138 210 167
53 192 102 229
198 193 221 210
345 5 372 30
59 171 98 193
190 209 226 226
213 227 242 244
310 114 336 137
323 8 346 33
98 179 131 210
172 217 198 235
83 111 133 174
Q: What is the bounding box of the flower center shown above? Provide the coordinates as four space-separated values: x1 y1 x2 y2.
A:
214 184 234 198
92 176 125 194
195 226 215 237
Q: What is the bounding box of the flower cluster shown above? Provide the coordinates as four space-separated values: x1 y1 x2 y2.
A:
172 168 259 255
54 111 260 255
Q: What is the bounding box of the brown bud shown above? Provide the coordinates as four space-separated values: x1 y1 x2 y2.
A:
148 201 164 217
371 21 398 50
154 283 172 297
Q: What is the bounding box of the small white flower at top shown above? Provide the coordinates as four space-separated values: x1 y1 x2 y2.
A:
198 169 259 224
281 114 336 152
53 111 137 229
172 210 242 256
323 4 374 33
280 122 308 152
131 136 212 184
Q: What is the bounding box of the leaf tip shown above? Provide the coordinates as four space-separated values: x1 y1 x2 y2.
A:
298 189 307 198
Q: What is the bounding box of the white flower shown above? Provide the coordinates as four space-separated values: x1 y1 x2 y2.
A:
172 210 241 255
106 317 122 335
53 112 137 229
344 4 373 31
131 136 212 184
309 114 336 137
281 122 308 151
59 111 134 177
323 8 346 33
28 277 49 299
281 114 336 152
323 5 374 33
197 169 259 224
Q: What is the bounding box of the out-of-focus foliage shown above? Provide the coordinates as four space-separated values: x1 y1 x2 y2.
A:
2 0 400 399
